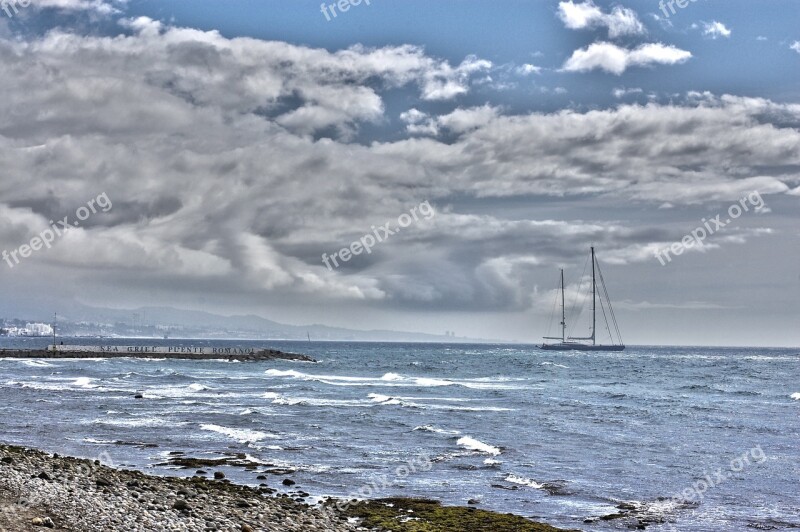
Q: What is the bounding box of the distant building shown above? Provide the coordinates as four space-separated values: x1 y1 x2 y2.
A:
1 323 54 337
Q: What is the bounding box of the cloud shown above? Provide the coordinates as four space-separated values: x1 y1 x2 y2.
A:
702 21 732 39
563 42 691 74
791 41 800 54
1 19 799 313
516 64 542 75
612 87 643 98
401 105 502 136
557 0 645 38
3 0 123 16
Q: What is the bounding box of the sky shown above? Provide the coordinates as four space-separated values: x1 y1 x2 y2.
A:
0 0 799 346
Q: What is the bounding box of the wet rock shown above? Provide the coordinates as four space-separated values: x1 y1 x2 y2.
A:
213 471 225 480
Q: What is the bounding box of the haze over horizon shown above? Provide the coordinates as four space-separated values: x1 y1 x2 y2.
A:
1 0 799 347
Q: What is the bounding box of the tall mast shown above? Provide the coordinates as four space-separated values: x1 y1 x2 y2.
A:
560 269 566 343
591 247 596 346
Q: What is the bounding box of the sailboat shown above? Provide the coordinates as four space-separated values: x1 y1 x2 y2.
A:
540 247 625 351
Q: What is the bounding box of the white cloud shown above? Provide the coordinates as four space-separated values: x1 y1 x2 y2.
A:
702 21 732 39
516 64 542 75
612 87 643 98
563 42 691 74
401 105 502 136
791 41 800 54
23 0 122 15
557 0 646 38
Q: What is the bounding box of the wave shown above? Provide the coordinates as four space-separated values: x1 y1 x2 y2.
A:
264 369 526 390
505 474 543 489
412 425 461 435
791 393 800 400
92 417 178 428
456 436 502 456
141 383 236 399
199 424 278 443
540 362 569 369
16 360 57 368
368 393 512 412
269 394 371 407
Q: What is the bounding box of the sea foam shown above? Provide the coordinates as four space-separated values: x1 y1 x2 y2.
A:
456 436 502 456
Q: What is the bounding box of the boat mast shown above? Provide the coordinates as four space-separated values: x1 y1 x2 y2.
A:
560 269 566 343
591 247 596 346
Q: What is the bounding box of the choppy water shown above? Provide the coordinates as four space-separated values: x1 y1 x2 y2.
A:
1 338 798 531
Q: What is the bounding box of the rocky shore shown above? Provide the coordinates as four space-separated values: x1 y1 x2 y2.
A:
0 348 315 363
0 445 573 532
0 444 358 532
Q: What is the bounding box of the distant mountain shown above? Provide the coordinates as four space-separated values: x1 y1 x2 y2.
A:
0 302 494 343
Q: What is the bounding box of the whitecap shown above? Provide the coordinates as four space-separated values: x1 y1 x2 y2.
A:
505 474 543 488
412 425 461 436
457 436 502 456
18 360 56 368
199 424 277 443
791 393 800 400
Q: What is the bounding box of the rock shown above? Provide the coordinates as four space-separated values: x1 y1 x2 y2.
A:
134 393 144 399
96 478 112 487
236 500 250 508
196 470 207 475
241 525 254 532
31 517 55 528
173 499 190 511
1 456 13 464
467 499 480 505
282 478 295 486
38 471 51 480
256 475 267 480
213 471 225 480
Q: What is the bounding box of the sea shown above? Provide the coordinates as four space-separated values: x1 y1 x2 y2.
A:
0 338 798 531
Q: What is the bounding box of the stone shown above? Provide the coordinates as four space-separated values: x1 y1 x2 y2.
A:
213 471 225 480
173 499 190 511
281 479 295 486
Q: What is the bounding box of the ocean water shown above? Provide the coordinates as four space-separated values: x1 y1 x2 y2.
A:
0 338 798 531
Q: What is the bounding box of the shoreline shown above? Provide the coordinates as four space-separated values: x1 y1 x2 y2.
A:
0 444 574 532
0 348 315 363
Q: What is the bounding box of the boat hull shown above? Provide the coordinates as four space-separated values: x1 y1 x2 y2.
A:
539 343 625 352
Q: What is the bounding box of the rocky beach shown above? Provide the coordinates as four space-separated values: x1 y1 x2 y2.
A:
0 445 569 532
